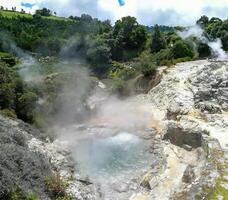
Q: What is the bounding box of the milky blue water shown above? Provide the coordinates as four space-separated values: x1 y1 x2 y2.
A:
74 132 151 180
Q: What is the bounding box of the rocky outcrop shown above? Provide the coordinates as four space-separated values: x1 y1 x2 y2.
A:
164 121 203 148
190 61 228 111
0 114 97 199
0 114 51 199
182 165 195 183
133 69 163 93
142 60 228 199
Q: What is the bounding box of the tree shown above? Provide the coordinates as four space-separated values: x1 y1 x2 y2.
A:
197 43 211 58
0 62 16 109
11 7 16 12
150 25 166 53
0 61 38 122
113 16 147 49
221 32 228 51
112 16 147 59
134 53 158 77
171 40 195 59
16 92 38 123
21 9 25 14
86 37 111 75
197 15 209 27
99 20 112 33
33 13 42 20
35 8 52 16
209 17 222 24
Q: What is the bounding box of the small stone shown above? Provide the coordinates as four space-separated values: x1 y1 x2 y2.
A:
140 173 152 189
149 176 159 189
182 144 193 151
182 165 195 183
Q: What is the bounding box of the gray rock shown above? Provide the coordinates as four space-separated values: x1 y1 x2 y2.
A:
0 114 52 199
163 121 202 148
182 144 193 151
182 165 195 183
195 101 222 114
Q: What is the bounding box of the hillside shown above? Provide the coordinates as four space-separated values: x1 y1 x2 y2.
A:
0 10 71 21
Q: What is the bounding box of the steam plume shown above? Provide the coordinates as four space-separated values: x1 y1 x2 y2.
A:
178 25 228 60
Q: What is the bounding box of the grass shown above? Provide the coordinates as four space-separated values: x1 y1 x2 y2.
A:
207 175 228 200
43 15 72 21
45 172 71 200
0 10 71 21
9 189 38 200
0 52 12 57
0 10 32 18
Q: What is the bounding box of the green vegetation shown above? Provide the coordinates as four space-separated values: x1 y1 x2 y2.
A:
111 16 147 60
0 7 227 123
207 174 228 200
0 61 37 123
171 40 194 59
150 25 167 53
6 189 38 200
197 15 228 51
45 173 71 200
0 10 32 18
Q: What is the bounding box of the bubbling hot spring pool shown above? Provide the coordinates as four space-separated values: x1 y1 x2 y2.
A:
56 99 165 199
59 124 164 199
74 132 150 179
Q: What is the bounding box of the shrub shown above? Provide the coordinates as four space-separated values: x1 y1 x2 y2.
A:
109 61 136 80
111 78 130 96
150 25 167 53
0 109 16 118
154 48 172 65
16 91 38 123
133 53 158 77
0 61 16 109
197 42 211 58
171 40 195 59
173 57 192 63
160 57 193 67
9 189 38 200
45 172 71 200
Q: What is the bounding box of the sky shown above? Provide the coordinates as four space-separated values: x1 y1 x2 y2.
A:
0 0 227 26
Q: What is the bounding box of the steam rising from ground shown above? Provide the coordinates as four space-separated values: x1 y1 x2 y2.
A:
0 32 32 59
56 94 157 185
0 30 160 191
88 96 155 129
178 25 228 60
0 31 41 82
207 39 228 60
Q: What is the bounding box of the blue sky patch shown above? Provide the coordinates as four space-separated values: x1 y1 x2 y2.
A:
21 2 36 9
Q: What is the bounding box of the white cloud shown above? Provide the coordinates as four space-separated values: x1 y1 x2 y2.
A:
0 0 227 25
0 0 40 13
98 0 228 25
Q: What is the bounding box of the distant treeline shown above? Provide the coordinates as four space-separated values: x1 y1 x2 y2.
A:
0 8 227 74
